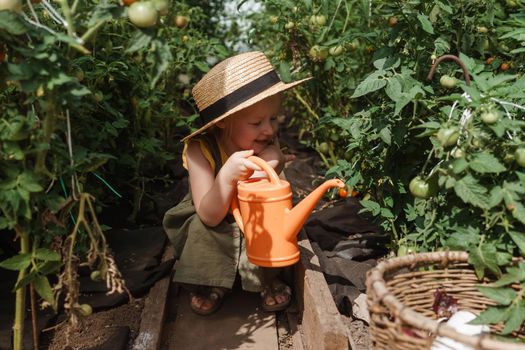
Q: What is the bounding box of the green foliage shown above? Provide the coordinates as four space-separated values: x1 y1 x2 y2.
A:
248 0 525 335
0 0 237 335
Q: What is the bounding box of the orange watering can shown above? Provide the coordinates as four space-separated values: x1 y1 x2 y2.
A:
231 156 345 267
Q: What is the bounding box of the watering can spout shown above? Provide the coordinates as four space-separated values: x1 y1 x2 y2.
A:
285 179 345 239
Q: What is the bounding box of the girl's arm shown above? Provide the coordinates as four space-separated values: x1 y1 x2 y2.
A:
186 141 260 227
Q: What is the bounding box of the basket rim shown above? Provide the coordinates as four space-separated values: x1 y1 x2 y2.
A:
365 250 525 350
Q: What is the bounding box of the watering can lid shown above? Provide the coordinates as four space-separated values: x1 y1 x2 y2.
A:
237 177 291 199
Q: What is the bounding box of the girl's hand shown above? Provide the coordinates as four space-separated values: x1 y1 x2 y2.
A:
221 150 261 184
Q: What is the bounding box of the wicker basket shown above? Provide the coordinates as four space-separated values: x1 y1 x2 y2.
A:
366 251 525 350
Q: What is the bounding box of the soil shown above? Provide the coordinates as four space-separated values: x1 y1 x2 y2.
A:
42 298 144 350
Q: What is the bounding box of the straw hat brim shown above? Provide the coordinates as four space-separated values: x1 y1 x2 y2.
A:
181 76 311 142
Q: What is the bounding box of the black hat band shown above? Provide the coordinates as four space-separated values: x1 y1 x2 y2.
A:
199 70 280 125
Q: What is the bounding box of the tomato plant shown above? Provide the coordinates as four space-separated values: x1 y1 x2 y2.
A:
247 0 525 335
0 0 236 347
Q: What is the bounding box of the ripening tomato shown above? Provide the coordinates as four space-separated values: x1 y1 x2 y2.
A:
436 127 459 148
486 56 495 65
175 15 189 28
338 188 348 198
499 62 510 71
388 16 398 27
128 1 158 28
122 0 136 6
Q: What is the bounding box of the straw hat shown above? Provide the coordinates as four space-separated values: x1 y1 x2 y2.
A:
182 51 311 141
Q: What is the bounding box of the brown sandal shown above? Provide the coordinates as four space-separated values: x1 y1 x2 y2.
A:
189 287 229 316
261 280 291 312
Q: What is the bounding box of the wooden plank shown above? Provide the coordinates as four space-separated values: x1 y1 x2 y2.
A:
132 245 174 350
294 231 349 350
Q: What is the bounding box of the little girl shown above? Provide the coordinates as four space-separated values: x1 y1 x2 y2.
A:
163 51 310 315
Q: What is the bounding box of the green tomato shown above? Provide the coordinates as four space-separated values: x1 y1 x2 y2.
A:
0 0 22 12
329 45 344 57
152 0 169 16
515 147 525 167
480 109 500 124
309 45 328 61
451 148 464 158
318 142 329 155
397 245 408 257
78 303 93 316
315 15 326 26
436 127 459 148
439 75 457 89
128 1 158 28
284 21 295 29
90 270 102 281
409 176 434 199
476 26 489 33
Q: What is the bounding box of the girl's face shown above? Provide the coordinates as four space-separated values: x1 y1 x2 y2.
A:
219 94 282 155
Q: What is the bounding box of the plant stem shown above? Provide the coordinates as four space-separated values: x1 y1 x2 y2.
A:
293 91 319 120
30 284 39 350
13 225 30 350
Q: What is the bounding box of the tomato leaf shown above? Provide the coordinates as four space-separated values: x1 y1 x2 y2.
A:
445 227 480 250
417 14 434 34
490 262 525 287
0 253 31 271
509 202 525 226
477 286 516 305
33 275 55 308
509 231 525 256
501 303 525 335
468 153 506 174
351 72 386 98
453 175 488 209
0 12 27 35
34 248 60 262
468 244 501 279
470 306 509 325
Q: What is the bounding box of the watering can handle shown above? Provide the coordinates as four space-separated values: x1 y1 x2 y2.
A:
230 156 281 233
246 156 281 185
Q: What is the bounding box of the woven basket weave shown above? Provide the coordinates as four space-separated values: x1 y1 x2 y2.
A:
366 251 525 350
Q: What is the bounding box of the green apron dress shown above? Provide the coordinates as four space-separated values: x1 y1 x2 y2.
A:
162 134 265 292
